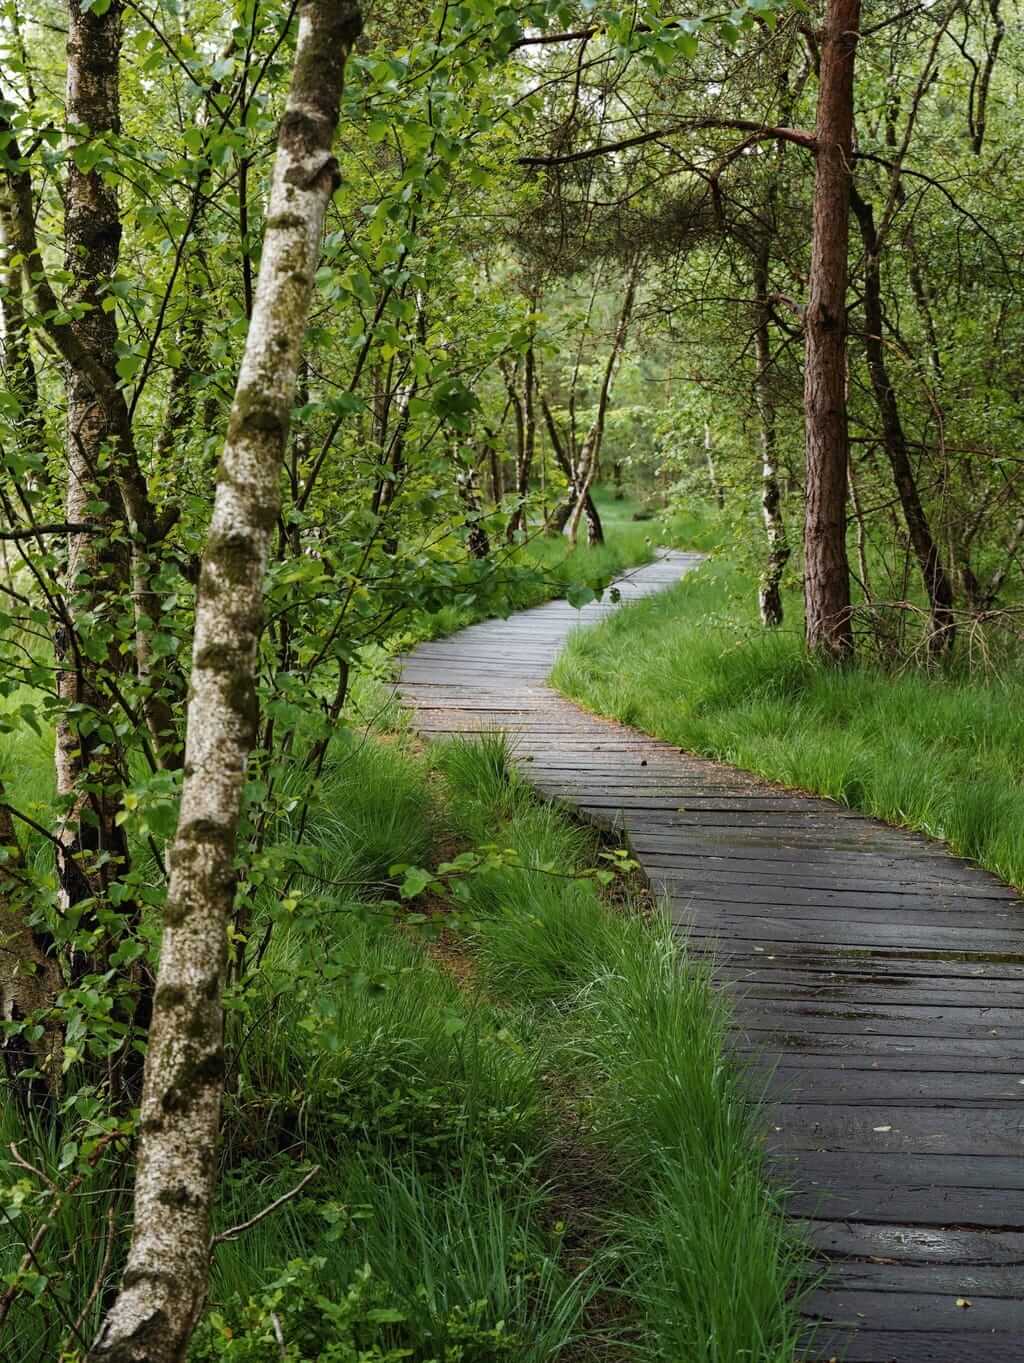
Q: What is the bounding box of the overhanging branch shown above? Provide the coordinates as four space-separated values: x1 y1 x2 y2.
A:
518 119 818 167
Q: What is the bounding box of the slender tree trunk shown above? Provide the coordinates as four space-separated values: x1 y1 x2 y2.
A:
540 391 602 538
567 262 639 545
753 246 789 627
850 186 955 654
703 422 725 509
485 428 504 504
455 452 490 559
847 449 873 603
802 0 859 661
501 359 526 541
0 795 63 1109
57 0 134 921
2 48 175 774
0 188 44 468
505 345 536 539
971 0 1005 155
978 514 1024 610
88 6 361 1360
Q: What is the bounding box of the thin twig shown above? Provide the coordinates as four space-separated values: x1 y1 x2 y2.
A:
209 1166 320 1250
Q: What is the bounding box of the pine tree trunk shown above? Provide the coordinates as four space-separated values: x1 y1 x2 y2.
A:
88 6 362 1359
802 0 859 661
850 186 956 655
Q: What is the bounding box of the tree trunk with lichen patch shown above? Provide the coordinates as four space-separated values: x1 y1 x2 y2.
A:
87 4 362 1359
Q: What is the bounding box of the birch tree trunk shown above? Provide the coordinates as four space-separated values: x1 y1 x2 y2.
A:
754 244 789 627
541 390 601 537
802 0 859 661
88 5 362 1359
567 262 639 545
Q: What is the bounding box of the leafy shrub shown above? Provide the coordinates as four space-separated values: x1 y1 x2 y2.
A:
193 1256 521 1363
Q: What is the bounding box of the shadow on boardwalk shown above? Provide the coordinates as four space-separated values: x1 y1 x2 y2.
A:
399 550 1024 1363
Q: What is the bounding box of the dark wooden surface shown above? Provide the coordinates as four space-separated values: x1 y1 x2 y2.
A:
397 551 1024 1363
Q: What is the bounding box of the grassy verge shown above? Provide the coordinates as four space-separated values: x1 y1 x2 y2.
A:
0 727 803 1362
551 550 1024 890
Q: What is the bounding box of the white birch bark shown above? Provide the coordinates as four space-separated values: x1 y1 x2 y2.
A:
87 5 362 1359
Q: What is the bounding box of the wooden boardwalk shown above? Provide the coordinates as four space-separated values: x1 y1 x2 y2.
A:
398 550 1024 1363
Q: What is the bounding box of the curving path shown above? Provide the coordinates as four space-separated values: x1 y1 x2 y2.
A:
398 550 1024 1363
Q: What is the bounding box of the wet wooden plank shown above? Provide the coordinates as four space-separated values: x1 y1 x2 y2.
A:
763 1067 1024 1106
764 1105 1024 1157
804 1221 1024 1264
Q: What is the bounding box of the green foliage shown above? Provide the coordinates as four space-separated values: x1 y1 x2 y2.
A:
193 1255 522 1363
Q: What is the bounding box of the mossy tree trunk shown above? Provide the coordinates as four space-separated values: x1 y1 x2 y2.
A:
0 186 44 469
57 0 136 926
87 4 362 1360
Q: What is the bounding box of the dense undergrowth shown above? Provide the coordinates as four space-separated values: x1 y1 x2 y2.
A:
0 724 804 1363
552 546 1024 890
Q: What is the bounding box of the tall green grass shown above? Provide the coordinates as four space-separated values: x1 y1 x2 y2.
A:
552 552 1024 889
0 725 805 1362
437 734 807 1363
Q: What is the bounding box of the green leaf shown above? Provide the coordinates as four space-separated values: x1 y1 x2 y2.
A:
398 866 432 899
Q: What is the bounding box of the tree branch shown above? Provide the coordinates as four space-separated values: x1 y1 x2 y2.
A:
519 119 817 168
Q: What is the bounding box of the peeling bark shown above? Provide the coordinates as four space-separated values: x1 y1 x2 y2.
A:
87 5 362 1360
802 0 859 661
